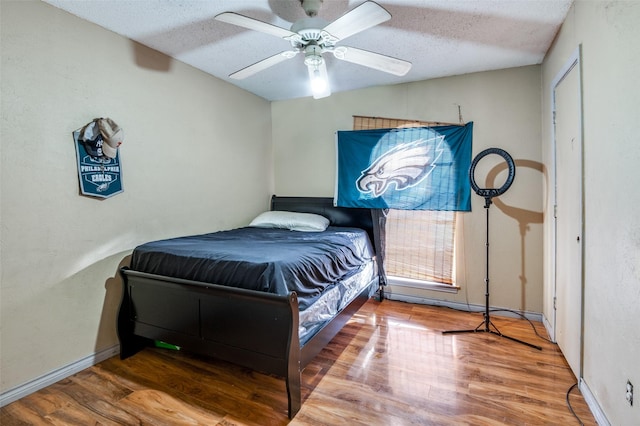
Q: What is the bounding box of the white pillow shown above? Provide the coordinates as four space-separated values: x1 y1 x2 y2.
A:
249 211 330 232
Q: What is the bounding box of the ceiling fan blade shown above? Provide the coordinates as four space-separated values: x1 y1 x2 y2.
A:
333 46 411 76
322 1 391 42
215 12 296 39
308 61 331 99
230 51 297 80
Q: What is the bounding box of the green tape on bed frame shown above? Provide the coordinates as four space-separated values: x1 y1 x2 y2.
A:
154 340 181 350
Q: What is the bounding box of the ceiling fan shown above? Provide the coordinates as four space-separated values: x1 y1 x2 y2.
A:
215 0 412 99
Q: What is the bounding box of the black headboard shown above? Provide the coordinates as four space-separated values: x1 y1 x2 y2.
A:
270 195 374 245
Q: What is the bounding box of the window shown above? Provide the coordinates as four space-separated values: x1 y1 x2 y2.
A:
353 116 459 290
385 209 456 284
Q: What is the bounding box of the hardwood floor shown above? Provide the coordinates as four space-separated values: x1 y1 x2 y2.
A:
1 299 596 425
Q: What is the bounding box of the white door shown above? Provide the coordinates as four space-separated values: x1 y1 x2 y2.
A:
553 49 583 379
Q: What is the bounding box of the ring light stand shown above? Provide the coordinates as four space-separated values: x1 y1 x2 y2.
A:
443 148 541 350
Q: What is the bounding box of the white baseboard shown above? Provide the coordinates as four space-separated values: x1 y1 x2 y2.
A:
580 378 610 426
542 314 556 343
385 292 544 323
0 344 120 407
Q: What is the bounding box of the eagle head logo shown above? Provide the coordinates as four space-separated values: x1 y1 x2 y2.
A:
356 136 443 197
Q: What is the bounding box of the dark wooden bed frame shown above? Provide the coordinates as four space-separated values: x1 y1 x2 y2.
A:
117 196 378 418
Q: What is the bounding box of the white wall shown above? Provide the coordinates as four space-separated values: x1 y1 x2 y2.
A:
272 66 545 314
1 0 272 394
541 1 640 424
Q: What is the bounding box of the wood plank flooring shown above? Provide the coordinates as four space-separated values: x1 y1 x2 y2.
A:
1 299 596 425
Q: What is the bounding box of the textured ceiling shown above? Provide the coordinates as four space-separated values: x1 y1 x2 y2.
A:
42 0 573 101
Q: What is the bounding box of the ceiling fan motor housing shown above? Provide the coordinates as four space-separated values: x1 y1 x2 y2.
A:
290 17 333 52
290 18 327 41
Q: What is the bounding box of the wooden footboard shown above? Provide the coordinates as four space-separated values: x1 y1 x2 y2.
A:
117 267 302 417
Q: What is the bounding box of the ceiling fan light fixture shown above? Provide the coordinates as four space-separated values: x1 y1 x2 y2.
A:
307 61 331 99
310 68 327 94
303 44 324 66
304 54 323 67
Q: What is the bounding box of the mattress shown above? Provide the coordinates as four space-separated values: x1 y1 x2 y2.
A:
130 226 376 310
299 259 377 344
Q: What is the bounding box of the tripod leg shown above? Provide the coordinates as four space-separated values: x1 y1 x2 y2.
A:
486 320 542 350
492 330 542 350
442 319 486 335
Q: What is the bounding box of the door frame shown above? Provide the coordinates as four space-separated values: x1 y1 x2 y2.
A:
550 45 585 378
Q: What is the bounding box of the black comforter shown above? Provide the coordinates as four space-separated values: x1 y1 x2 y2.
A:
130 226 375 310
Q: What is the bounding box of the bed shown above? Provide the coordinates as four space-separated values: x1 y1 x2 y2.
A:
117 195 380 418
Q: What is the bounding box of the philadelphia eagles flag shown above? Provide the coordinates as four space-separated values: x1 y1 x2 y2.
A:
335 123 473 211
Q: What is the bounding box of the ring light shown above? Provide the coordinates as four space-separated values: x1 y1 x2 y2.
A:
469 147 515 199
